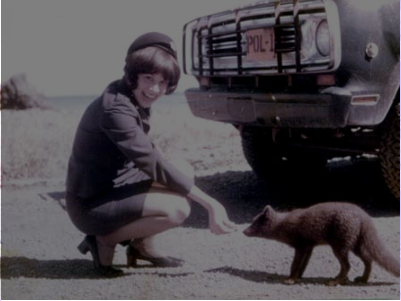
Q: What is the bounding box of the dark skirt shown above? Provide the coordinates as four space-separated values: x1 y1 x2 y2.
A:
66 180 152 236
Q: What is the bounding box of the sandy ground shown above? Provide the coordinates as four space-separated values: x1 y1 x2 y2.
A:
1 155 400 300
1 97 400 299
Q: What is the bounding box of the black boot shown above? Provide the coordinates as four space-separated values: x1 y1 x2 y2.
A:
126 238 184 268
78 235 124 277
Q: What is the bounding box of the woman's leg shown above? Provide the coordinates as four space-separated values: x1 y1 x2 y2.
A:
96 157 194 265
96 188 191 265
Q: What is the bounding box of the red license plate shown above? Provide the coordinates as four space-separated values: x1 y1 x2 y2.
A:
245 28 275 60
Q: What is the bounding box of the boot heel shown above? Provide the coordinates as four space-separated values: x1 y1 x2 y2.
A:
78 240 89 254
126 253 138 267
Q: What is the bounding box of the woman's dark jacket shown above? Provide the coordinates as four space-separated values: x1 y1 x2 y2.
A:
66 79 194 199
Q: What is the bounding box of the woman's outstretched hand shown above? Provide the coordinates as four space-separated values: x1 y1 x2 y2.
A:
208 202 238 234
186 186 238 235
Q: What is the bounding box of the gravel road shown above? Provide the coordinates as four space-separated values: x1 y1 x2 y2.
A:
1 155 399 300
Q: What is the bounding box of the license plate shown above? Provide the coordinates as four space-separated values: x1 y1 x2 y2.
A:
245 28 275 60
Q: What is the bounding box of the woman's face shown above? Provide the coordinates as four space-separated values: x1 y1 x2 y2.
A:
133 73 168 108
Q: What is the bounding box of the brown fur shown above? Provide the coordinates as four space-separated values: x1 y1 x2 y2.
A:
243 202 400 285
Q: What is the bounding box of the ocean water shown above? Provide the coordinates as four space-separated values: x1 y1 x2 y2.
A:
46 95 97 110
46 92 189 111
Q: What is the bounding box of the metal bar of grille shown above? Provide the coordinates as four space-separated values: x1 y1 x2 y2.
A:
275 0 283 73
208 17 236 29
191 30 195 74
205 52 244 58
293 0 301 72
212 36 239 44
240 12 275 23
183 23 188 74
207 48 240 55
202 30 244 39
207 16 214 75
236 10 243 75
197 30 203 75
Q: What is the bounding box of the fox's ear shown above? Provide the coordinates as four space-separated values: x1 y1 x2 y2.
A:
263 205 272 216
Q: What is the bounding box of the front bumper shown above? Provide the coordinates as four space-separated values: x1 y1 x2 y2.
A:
185 88 351 128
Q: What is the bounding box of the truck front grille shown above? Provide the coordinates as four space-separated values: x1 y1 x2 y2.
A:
183 0 340 76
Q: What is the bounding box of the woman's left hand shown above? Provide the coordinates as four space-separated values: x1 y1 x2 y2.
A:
187 185 239 235
208 203 238 235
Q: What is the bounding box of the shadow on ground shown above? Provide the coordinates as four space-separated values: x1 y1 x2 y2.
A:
0 256 110 280
184 156 399 228
0 257 195 280
205 266 396 287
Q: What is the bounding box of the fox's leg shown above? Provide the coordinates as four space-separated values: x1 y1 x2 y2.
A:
353 248 372 283
328 246 351 286
297 245 314 277
284 246 313 284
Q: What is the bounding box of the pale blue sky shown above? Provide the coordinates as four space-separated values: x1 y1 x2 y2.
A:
2 0 256 97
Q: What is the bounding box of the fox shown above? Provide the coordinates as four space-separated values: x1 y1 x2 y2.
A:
243 202 400 286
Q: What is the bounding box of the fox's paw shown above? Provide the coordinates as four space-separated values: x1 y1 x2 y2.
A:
283 278 297 285
326 279 340 286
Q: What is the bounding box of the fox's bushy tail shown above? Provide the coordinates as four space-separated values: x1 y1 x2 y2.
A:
361 221 400 277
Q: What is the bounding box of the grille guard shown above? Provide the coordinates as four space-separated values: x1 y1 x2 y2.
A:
183 0 341 76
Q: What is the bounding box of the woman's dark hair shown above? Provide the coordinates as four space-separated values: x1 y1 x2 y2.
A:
124 46 180 95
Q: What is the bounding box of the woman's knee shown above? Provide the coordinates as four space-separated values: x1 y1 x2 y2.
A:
143 191 191 226
166 196 191 226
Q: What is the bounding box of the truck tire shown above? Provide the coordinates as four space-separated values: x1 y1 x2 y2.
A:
240 127 326 180
240 127 282 178
380 102 400 199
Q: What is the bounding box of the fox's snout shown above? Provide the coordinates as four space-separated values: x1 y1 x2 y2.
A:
243 226 255 237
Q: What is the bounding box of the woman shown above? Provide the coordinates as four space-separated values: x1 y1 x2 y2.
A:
65 32 237 277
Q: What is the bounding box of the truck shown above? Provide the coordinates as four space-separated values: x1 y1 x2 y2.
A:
182 0 400 199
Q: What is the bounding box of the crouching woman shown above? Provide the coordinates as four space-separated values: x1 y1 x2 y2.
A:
65 32 236 277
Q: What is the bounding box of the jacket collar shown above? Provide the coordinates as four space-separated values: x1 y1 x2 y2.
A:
117 77 151 117
117 77 133 99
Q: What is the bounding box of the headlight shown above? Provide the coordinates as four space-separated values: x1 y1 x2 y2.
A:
316 20 330 56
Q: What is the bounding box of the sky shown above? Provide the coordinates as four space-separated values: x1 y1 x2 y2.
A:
2 0 258 97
